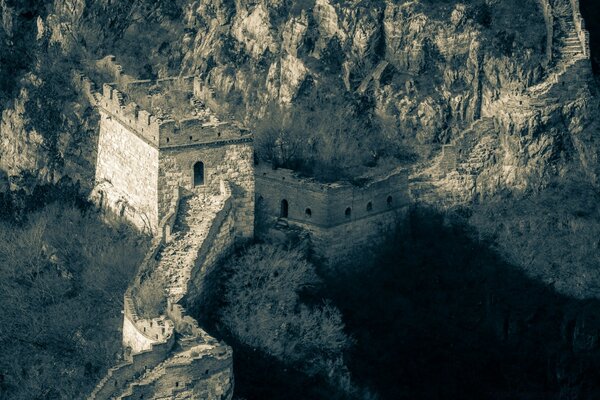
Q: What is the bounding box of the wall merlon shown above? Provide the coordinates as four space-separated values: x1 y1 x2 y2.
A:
99 80 246 149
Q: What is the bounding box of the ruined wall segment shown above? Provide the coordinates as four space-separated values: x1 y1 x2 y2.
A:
255 163 409 264
122 293 174 354
569 0 591 59
89 58 250 400
186 190 237 305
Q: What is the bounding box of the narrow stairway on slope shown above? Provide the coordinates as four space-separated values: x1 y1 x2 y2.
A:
155 189 225 303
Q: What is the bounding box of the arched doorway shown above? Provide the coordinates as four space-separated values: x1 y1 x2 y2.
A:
280 199 288 218
193 162 204 186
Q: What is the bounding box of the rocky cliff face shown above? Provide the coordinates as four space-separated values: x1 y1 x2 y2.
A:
0 0 98 191
182 0 545 133
0 0 597 199
178 0 597 198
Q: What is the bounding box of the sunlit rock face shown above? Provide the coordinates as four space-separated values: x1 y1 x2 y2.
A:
0 0 597 200
177 0 597 200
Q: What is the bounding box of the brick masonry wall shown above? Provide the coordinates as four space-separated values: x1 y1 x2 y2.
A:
121 355 233 400
297 207 408 266
88 333 175 400
122 294 174 354
158 142 254 239
255 163 410 264
255 163 409 228
95 110 160 234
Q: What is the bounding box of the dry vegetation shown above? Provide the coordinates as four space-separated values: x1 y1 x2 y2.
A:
134 272 167 319
197 243 380 398
0 202 146 399
220 245 349 374
470 178 600 298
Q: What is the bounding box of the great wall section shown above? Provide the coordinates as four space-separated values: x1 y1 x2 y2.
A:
77 55 253 399
409 0 593 205
76 55 415 398
75 1 595 397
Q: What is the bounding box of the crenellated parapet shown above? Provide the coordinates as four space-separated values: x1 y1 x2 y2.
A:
95 55 136 86
122 292 174 353
72 71 100 105
99 83 162 146
98 82 250 149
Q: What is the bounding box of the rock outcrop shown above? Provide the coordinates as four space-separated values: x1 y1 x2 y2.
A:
0 0 597 200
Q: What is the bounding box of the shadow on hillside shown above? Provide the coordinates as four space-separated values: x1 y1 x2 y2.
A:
580 0 600 74
321 206 600 400
193 206 600 400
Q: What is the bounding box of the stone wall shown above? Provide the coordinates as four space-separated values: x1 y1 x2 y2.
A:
159 142 254 240
99 80 248 149
72 71 100 105
95 55 137 86
255 163 410 264
99 84 163 147
88 332 176 400
569 0 591 59
255 163 409 227
122 294 174 354
120 350 233 400
301 207 408 266
89 180 235 400
95 110 160 234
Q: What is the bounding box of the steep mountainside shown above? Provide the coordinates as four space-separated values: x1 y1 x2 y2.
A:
178 0 598 194
0 0 597 197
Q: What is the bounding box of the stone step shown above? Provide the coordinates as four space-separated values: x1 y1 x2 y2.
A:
153 191 227 303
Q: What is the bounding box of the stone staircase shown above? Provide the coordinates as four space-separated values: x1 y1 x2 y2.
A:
107 188 232 399
493 10 589 114
117 356 171 399
155 190 226 303
409 2 591 206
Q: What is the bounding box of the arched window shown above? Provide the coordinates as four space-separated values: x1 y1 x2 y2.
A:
387 195 393 207
193 161 204 186
366 202 373 212
345 207 352 218
305 208 312 217
280 199 288 218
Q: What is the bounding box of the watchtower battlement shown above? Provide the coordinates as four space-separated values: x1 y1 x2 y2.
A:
98 81 250 150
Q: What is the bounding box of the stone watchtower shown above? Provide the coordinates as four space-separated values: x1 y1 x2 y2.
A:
87 61 253 399
93 75 254 238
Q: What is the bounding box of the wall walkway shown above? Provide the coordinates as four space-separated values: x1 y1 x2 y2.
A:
89 183 235 399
